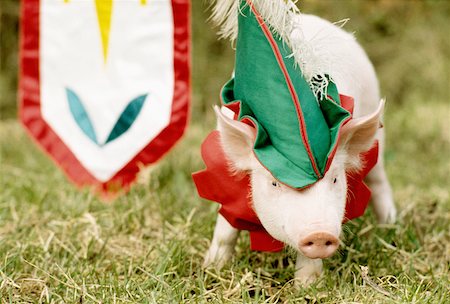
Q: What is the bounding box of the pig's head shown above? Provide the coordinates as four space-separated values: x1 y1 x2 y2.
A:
214 101 384 259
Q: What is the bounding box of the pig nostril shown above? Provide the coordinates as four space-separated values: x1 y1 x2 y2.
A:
299 232 339 259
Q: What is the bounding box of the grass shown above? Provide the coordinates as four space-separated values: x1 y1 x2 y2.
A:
1 0 449 302
1 95 449 303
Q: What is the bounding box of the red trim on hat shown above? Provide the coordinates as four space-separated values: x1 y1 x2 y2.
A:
323 94 353 173
246 0 321 179
19 0 190 196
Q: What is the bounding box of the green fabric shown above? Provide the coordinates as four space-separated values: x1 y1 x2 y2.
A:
66 88 99 145
106 94 147 144
221 2 351 189
66 88 147 146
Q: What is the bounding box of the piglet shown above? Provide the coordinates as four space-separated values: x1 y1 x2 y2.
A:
198 7 397 286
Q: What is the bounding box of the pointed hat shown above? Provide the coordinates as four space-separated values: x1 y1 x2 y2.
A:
220 0 352 189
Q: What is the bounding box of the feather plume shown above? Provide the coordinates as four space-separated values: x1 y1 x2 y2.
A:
211 0 335 101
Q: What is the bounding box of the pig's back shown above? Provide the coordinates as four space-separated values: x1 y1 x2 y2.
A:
293 14 380 118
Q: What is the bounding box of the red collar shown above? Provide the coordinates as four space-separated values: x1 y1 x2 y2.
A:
192 95 378 252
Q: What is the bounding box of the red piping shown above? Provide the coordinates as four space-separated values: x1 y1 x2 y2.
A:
246 0 322 178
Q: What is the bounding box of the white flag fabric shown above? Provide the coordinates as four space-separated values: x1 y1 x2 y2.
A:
20 0 190 194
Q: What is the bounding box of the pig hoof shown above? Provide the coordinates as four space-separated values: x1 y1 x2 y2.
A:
294 271 320 287
377 205 397 224
203 245 233 269
294 256 323 287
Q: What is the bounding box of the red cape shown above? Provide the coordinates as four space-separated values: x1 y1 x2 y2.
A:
192 95 378 252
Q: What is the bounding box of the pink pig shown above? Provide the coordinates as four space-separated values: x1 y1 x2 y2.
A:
200 10 397 285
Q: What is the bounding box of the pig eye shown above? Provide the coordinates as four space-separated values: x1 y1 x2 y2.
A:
333 178 337 184
271 181 279 187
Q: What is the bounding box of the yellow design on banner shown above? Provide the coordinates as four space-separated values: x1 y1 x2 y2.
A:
95 0 113 63
63 1 148 62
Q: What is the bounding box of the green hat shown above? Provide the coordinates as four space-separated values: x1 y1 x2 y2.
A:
221 1 351 189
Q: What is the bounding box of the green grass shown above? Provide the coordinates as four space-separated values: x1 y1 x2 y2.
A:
1 96 449 303
1 0 449 302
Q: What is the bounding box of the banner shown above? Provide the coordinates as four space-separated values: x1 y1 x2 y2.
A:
19 0 190 193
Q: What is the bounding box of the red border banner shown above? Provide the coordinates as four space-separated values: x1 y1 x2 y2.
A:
19 0 190 194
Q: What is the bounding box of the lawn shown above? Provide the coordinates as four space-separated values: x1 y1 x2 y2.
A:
1 0 449 303
1 96 449 303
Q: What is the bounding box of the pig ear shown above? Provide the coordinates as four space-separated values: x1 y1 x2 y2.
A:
339 99 385 170
214 106 257 171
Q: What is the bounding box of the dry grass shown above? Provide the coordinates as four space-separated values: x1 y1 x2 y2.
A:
1 0 449 302
1 96 449 303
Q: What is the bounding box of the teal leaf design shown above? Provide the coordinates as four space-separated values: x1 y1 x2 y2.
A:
66 88 99 144
105 94 148 144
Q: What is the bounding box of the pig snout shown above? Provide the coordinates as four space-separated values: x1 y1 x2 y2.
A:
298 232 339 259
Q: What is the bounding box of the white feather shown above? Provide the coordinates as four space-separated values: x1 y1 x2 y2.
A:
210 0 336 100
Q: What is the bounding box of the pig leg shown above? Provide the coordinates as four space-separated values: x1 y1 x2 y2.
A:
203 214 239 268
365 131 397 224
294 254 323 286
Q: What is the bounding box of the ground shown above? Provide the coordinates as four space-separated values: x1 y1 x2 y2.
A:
1 0 449 303
0 96 449 303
